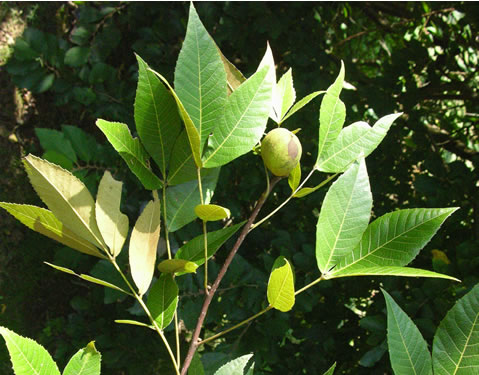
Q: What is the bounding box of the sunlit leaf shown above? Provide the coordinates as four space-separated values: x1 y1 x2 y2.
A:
96 171 128 257
129 199 161 295
135 54 181 176
174 3 227 155
96 120 163 190
383 288 433 375
267 256 295 312
316 62 345 164
317 113 402 172
323 362 337 375
316 159 371 274
0 326 61 375
331 208 459 276
329 266 459 281
157 259 198 274
194 204 231 222
23 154 105 248
44 262 132 295
432 283 479 374
214 354 254 375
288 161 301 192
281 91 325 124
217 47 246 94
272 68 296 123
0 203 104 258
202 46 275 168
146 274 178 329
63 341 101 375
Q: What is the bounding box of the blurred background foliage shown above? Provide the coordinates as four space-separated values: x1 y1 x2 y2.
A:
0 2 478 374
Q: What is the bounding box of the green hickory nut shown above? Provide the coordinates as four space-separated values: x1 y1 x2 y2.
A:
261 128 302 177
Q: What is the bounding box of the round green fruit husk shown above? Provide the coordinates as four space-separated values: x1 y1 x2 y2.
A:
261 128 302 177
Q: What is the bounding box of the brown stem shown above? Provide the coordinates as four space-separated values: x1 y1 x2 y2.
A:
180 176 282 374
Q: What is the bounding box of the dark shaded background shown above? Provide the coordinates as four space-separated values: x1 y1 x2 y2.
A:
1 2 478 374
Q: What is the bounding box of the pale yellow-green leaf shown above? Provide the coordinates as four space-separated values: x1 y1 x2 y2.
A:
44 262 77 275
194 204 231 222
288 161 301 192
158 259 198 274
44 262 132 295
267 256 295 312
293 187 315 198
273 68 296 123
23 154 105 249
114 320 154 329
96 171 129 257
129 199 161 295
79 274 131 294
148 68 202 168
0 203 104 258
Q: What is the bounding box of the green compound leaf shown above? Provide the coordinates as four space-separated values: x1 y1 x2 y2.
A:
148 68 202 168
63 341 101 375
272 68 296 123
202 46 274 168
0 203 104 258
95 171 128 258
0 326 61 375
214 354 254 375
167 130 197 186
166 168 220 232
316 62 346 165
195 204 231 222
288 161 301 192
146 274 179 329
267 256 295 312
44 262 132 295
317 113 402 173
135 54 181 177
96 119 163 190
174 3 227 155
23 154 105 249
157 259 198 274
383 289 433 375
432 283 479 375
329 266 459 281
316 159 372 274
281 90 325 124
129 199 161 296
175 222 244 268
330 208 459 276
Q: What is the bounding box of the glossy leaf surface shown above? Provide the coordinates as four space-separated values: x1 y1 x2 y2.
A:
214 354 253 375
135 54 181 176
316 62 345 164
432 283 479 374
174 3 227 155
331 208 459 276
146 274 178 329
383 289 433 375
96 120 162 190
317 113 402 172
316 159 371 274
